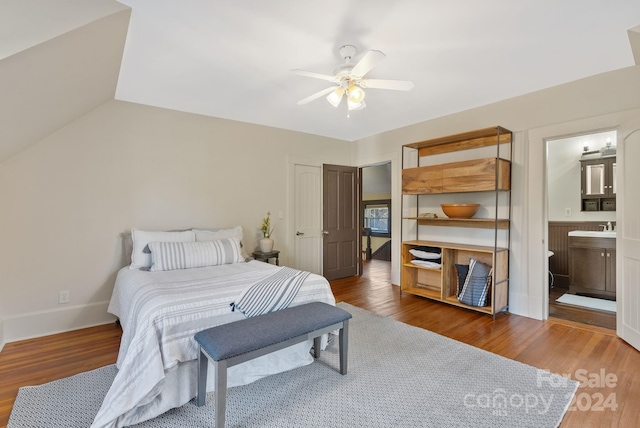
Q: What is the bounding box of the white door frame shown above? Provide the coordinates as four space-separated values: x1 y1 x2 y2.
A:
525 109 640 321
288 153 400 283
353 152 400 285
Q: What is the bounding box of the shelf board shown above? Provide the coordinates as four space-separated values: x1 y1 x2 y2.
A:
442 296 493 314
403 240 508 253
403 126 512 156
402 262 441 272
404 217 510 229
401 288 495 314
402 286 441 301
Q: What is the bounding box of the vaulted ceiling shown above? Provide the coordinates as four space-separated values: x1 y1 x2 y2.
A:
2 0 640 162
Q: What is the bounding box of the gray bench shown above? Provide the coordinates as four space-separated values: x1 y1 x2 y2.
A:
194 302 352 428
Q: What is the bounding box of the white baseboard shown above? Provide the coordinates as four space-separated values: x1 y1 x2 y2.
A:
3 301 117 344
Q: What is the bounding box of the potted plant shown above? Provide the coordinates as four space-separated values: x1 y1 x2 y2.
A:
259 211 274 253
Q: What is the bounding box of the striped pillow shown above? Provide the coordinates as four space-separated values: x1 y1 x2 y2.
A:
148 237 244 271
457 258 492 307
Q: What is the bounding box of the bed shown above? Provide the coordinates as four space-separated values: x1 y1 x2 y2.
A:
91 228 335 428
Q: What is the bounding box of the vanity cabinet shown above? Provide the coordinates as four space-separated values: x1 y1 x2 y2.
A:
401 126 512 316
569 236 616 299
580 157 616 211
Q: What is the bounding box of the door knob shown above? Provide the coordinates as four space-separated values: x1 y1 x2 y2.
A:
296 231 304 236
322 230 329 235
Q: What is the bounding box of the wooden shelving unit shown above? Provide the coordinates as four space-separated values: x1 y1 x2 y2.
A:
401 240 509 315
401 126 513 316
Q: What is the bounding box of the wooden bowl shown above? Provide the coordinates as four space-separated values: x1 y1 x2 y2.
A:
441 204 480 219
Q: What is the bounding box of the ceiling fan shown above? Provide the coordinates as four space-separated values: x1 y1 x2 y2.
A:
291 45 414 114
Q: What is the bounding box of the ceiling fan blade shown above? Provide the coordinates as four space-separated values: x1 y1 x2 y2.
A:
291 69 336 82
361 78 414 91
350 50 386 77
297 86 339 105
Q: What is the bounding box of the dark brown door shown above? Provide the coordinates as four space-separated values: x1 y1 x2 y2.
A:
322 164 360 280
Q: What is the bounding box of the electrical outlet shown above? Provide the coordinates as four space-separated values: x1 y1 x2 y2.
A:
278 211 284 219
564 208 572 217
58 290 70 304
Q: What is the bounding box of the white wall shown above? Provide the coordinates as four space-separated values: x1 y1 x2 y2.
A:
352 65 640 319
0 100 350 343
547 130 617 222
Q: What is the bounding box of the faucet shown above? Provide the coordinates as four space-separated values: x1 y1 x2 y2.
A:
599 223 611 231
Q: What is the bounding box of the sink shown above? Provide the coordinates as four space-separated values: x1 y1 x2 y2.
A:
568 230 616 238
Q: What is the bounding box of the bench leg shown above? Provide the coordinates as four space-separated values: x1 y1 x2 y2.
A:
339 320 349 375
196 349 208 407
214 360 228 428
313 336 322 358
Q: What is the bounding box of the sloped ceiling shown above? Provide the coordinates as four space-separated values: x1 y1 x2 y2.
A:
0 1 130 162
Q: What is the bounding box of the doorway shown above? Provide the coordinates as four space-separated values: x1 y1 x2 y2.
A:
546 130 617 329
361 162 392 275
290 156 396 283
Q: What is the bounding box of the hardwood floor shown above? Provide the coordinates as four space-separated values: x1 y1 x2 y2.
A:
1 259 638 427
549 285 616 330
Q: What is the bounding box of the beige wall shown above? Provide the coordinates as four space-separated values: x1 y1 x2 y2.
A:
1 66 639 348
352 65 640 319
0 100 350 343
0 8 130 162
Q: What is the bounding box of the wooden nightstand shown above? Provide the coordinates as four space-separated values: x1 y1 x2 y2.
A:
252 250 280 265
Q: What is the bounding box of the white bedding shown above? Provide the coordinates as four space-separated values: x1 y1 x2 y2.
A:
92 260 335 428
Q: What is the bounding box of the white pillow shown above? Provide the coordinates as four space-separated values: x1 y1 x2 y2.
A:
409 248 441 260
149 238 244 271
193 226 243 242
194 226 249 259
130 229 195 270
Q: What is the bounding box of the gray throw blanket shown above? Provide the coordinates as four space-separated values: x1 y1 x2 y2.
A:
231 267 311 317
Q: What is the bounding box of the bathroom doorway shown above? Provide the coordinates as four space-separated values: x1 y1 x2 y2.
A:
546 130 617 329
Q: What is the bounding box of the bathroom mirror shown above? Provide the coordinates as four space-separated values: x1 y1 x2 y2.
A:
585 163 605 196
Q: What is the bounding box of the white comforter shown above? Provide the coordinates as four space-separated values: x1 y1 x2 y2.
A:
92 260 335 428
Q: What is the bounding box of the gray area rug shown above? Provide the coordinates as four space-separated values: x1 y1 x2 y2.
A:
9 303 577 427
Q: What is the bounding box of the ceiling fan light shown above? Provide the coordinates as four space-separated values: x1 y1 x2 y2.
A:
326 87 345 107
347 99 365 111
347 84 365 103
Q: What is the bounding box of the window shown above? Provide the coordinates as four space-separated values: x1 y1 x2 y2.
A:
363 199 391 237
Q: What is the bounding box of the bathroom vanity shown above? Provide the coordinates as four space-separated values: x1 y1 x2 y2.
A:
568 230 616 300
